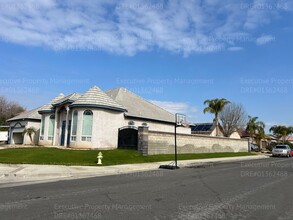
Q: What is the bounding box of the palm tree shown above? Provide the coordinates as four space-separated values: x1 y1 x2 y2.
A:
254 123 266 148
23 127 36 145
246 116 265 150
269 125 293 144
203 98 230 136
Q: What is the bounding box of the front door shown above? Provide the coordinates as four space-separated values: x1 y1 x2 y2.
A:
61 120 71 146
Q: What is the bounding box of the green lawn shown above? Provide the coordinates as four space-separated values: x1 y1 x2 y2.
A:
0 147 255 166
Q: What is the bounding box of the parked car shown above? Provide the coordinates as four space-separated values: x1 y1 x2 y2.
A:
291 149 293 157
272 145 291 157
250 143 259 151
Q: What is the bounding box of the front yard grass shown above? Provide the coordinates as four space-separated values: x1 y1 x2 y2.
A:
0 147 255 166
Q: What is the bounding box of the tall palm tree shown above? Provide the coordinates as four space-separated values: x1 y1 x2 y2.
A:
203 98 230 136
23 127 36 145
246 116 265 150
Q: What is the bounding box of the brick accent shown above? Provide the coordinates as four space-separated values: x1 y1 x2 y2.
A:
138 126 149 156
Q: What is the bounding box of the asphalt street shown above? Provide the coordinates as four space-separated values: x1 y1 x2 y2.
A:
0 157 293 220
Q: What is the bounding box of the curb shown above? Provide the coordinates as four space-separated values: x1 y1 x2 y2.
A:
0 155 270 187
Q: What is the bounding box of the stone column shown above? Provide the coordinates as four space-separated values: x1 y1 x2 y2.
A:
64 106 70 147
138 126 149 156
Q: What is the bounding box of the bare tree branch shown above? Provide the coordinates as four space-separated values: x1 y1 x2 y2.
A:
0 96 25 125
219 102 248 137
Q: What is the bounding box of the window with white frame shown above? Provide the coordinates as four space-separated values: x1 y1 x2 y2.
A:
71 110 78 141
40 115 45 140
81 110 93 141
48 114 55 141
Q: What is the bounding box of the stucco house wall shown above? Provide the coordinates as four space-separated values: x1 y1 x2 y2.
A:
123 118 191 134
39 113 54 146
9 120 40 145
229 131 241 139
69 108 125 149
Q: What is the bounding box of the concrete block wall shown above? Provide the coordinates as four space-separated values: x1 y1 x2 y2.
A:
138 127 249 155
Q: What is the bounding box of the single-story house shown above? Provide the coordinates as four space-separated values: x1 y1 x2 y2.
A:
8 86 190 149
190 122 241 139
190 123 224 136
7 107 42 145
286 136 293 144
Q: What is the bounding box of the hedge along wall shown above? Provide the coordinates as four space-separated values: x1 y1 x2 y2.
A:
137 126 249 155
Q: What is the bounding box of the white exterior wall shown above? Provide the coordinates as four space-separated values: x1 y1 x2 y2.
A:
23 121 41 145
9 120 41 145
229 131 241 139
69 108 125 149
39 113 55 146
123 118 191 134
38 107 190 149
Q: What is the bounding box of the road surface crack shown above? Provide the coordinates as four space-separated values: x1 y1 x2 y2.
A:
197 172 228 219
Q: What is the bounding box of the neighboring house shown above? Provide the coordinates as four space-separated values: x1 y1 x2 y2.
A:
190 123 241 139
15 86 190 149
6 107 42 145
190 123 224 137
229 130 241 139
286 136 293 144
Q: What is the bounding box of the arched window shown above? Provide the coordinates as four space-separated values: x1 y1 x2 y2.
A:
82 110 93 141
71 110 78 141
48 115 55 140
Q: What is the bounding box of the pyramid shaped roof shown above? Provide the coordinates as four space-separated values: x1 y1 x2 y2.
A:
70 86 126 112
38 93 65 113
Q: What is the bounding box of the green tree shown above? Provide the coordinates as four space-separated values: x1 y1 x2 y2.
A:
246 116 266 150
23 127 36 145
269 125 293 144
203 98 230 136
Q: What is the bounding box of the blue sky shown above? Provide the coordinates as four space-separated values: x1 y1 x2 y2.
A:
0 0 293 129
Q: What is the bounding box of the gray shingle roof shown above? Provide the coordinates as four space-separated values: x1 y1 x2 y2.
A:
38 93 65 113
53 93 81 106
106 88 175 123
70 86 126 111
7 106 42 122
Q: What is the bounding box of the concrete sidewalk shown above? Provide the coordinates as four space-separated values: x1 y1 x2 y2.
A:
0 155 269 187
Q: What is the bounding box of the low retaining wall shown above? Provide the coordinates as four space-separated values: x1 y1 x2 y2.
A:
137 126 249 155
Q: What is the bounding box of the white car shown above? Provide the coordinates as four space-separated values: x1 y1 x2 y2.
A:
272 145 291 157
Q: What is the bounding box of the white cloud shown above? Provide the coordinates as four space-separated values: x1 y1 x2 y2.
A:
150 100 197 122
0 0 289 55
256 35 275 45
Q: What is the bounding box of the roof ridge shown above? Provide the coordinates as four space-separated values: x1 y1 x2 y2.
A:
117 87 174 117
7 105 43 122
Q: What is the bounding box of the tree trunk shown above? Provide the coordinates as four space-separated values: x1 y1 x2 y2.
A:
215 113 219 136
29 134 33 145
